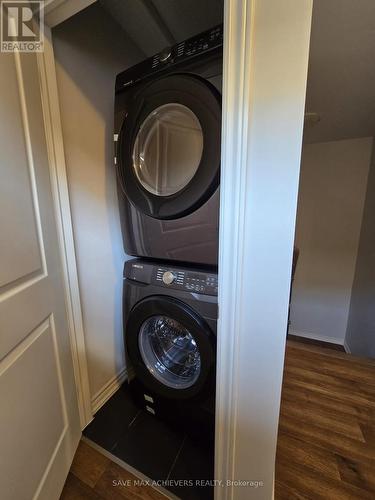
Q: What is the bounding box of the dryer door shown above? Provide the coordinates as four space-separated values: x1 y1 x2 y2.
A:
126 296 215 400
117 74 221 220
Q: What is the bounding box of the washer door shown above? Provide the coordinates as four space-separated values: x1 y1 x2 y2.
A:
126 296 215 400
117 74 221 220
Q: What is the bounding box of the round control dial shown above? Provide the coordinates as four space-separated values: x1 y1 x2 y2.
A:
159 48 171 62
162 271 176 285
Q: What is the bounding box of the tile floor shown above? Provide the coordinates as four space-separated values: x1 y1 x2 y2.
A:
83 384 214 500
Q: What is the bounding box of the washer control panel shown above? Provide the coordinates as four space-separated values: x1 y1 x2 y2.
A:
125 260 218 296
155 266 218 296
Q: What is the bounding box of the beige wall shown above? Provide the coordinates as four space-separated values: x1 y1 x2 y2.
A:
345 142 375 357
53 4 142 402
290 137 373 344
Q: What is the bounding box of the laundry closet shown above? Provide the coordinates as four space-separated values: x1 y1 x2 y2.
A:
52 1 223 498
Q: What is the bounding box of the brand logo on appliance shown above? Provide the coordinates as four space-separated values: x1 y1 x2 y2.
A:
132 264 143 269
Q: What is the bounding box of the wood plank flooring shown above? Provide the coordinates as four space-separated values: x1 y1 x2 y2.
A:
275 340 375 499
60 441 168 500
60 340 375 499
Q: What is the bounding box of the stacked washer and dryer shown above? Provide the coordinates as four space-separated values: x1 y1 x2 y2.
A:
114 25 223 440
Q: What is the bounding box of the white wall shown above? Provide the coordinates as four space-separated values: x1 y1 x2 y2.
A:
290 137 373 344
52 4 143 404
345 141 375 357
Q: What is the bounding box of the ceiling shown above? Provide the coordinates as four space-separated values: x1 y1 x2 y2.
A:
99 0 223 57
304 0 375 143
98 0 375 144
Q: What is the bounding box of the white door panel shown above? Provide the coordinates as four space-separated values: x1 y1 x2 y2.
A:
0 48 80 500
0 279 52 359
0 320 65 499
0 53 42 287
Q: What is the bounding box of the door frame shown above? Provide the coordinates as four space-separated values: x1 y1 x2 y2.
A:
215 1 312 498
38 23 93 428
41 0 313 496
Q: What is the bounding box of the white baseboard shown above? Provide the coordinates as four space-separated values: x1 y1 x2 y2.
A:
288 329 345 347
91 367 127 415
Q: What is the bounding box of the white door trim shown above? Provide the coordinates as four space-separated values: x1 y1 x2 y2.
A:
215 0 255 492
216 0 312 498
37 26 93 428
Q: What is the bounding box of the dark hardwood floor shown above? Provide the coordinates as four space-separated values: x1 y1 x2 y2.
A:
60 440 168 499
60 340 375 499
276 340 375 499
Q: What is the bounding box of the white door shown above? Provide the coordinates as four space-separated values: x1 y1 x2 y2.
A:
0 49 81 499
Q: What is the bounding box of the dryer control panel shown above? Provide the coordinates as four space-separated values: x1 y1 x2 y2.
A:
116 24 223 91
125 260 218 296
153 25 223 68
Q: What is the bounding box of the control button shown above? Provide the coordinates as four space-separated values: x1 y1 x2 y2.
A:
156 269 163 281
162 271 176 285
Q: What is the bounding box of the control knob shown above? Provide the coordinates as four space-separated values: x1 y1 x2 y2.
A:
162 271 176 285
159 47 172 62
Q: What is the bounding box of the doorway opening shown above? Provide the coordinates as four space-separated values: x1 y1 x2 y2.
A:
52 2 224 499
277 1 375 497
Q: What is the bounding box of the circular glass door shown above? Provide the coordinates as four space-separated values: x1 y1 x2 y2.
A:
132 103 203 197
138 315 201 389
117 74 221 219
